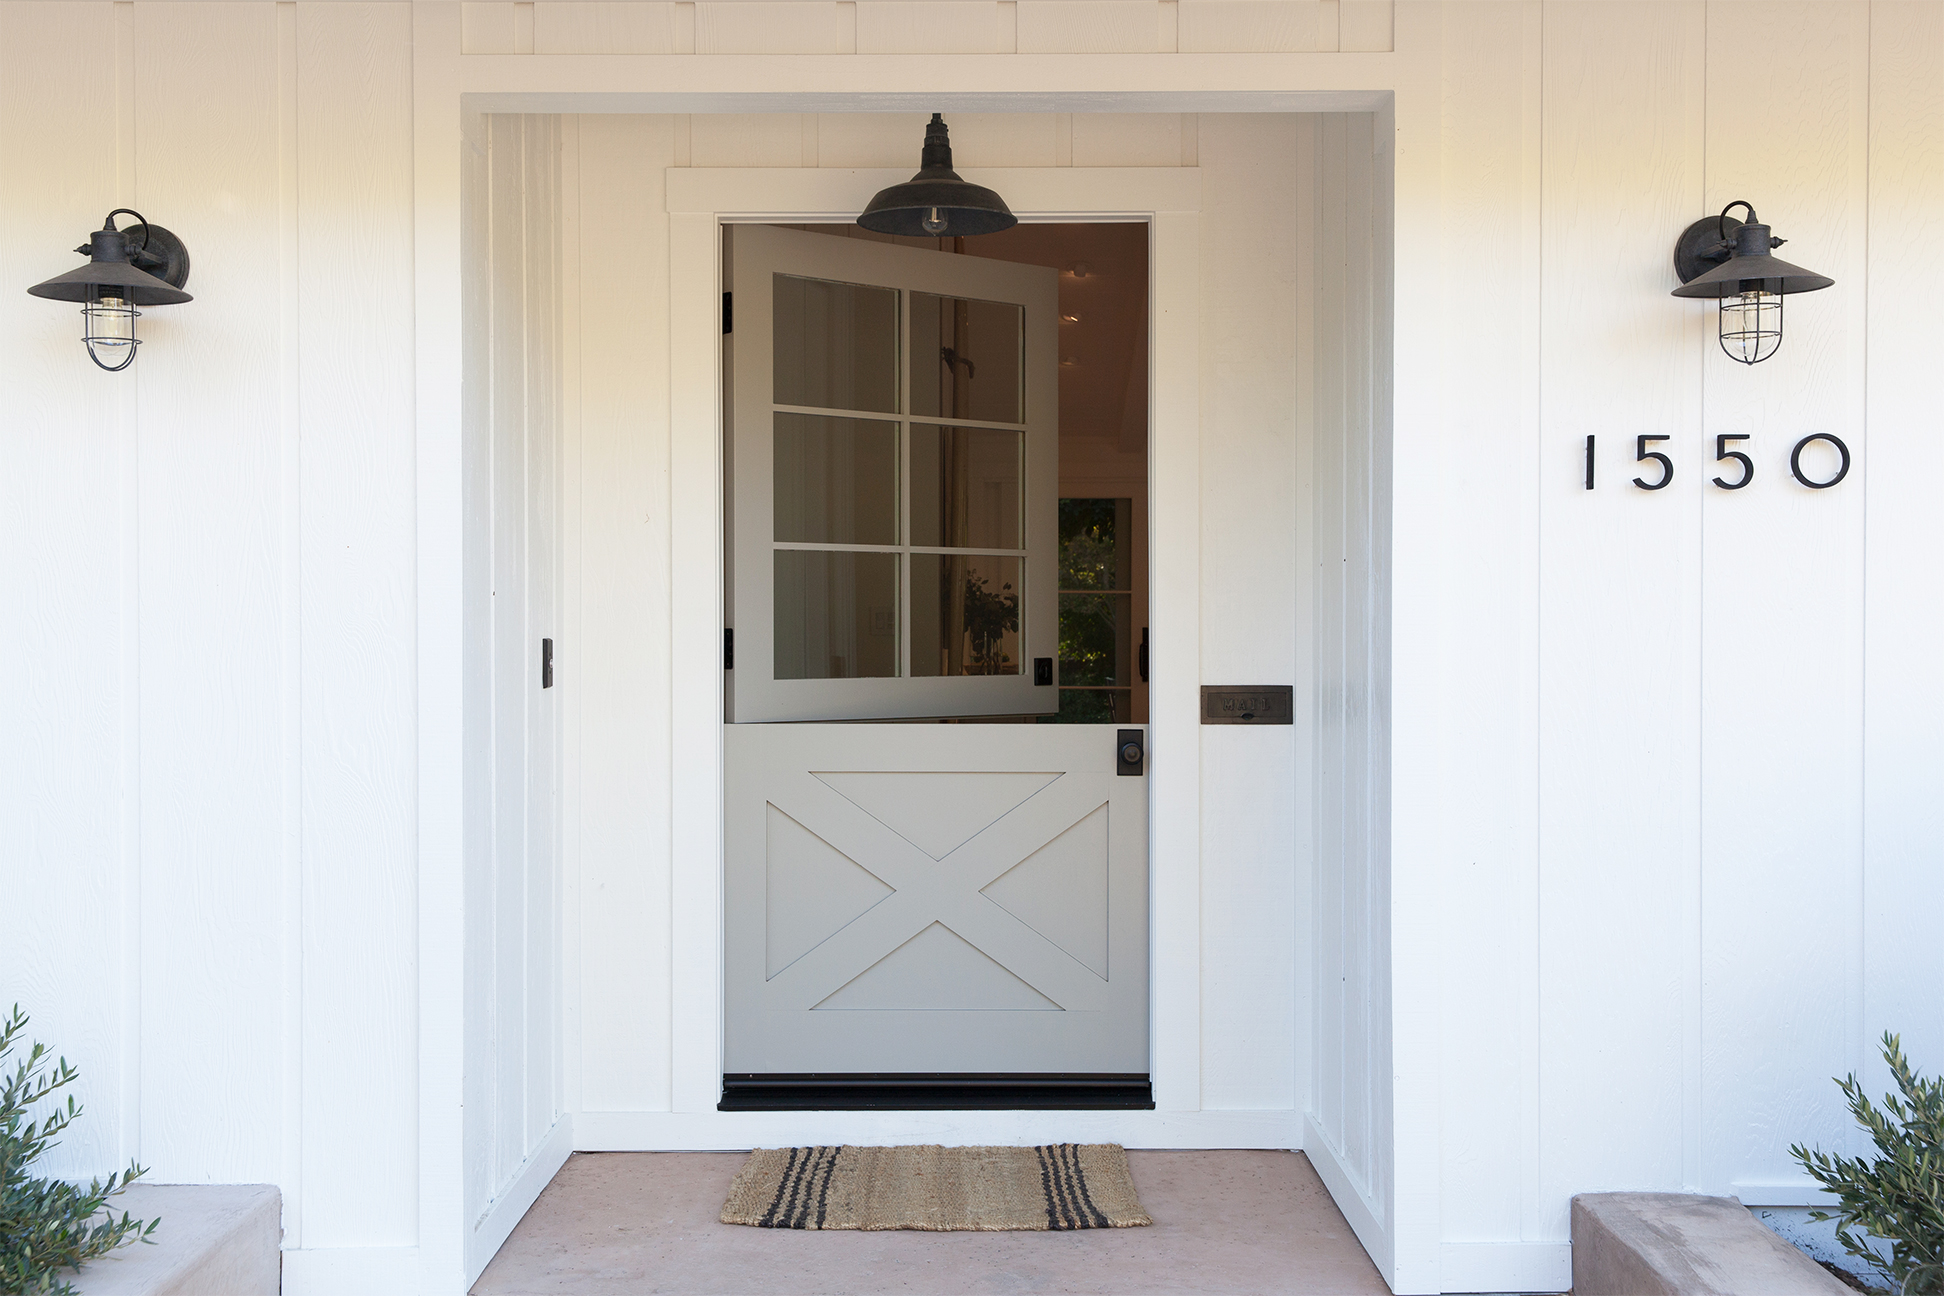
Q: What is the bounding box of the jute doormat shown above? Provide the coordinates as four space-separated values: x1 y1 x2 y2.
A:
720 1144 1152 1231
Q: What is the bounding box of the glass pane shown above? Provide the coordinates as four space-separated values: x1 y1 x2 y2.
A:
909 424 1022 550
1059 592 1131 686
1059 498 1124 591
773 413 898 545
773 550 899 680
910 553 1022 677
909 292 1024 424
773 274 898 414
1039 689 1131 724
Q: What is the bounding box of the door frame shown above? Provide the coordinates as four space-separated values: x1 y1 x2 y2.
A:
665 167 1203 1115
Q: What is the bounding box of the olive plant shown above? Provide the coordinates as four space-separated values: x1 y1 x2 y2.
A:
1793 1033 1944 1293
0 1006 155 1296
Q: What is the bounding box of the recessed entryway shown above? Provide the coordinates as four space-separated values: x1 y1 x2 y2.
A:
470 1150 1391 1295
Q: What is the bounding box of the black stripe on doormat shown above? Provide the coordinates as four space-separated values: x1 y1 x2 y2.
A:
719 1073 1155 1111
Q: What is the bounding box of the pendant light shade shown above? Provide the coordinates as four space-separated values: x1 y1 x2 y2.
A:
857 114 1017 239
27 209 192 371
1671 201 1831 365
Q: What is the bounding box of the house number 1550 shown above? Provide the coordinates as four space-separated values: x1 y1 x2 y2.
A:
1582 433 1850 492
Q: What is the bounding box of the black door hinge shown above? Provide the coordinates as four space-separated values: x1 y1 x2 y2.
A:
724 627 734 670
722 291 732 335
541 637 554 689
1138 627 1149 683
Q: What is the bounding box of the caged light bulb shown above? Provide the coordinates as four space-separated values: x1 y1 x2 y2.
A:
1718 286 1783 365
82 289 139 372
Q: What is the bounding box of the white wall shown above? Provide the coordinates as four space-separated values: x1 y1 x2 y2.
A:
463 111 568 1275
1306 107 1396 1275
0 2 420 1283
4 4 1943 1295
1414 2 1944 1290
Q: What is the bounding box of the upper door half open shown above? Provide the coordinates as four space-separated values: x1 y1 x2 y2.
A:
725 224 1060 723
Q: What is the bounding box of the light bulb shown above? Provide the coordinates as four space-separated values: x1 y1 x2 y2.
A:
922 207 949 235
82 293 139 372
1718 287 1782 365
1061 311 1081 323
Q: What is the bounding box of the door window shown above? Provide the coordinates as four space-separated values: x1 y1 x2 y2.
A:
728 226 1059 722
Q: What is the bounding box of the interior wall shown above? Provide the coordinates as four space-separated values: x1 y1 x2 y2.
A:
463 111 566 1269
561 111 1312 1126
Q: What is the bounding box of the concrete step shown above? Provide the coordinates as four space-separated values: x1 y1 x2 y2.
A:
1572 1191 1852 1296
67 1184 280 1296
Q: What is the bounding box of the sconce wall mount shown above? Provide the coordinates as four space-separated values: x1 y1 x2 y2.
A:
27 209 192 371
1671 200 1832 365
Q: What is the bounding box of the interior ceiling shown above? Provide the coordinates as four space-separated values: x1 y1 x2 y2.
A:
781 222 1150 472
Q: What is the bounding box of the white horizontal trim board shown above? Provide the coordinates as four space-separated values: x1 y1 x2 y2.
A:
1437 1242 1572 1294
280 1246 421 1296
665 166 1201 214
1731 1181 1839 1208
576 1109 1302 1150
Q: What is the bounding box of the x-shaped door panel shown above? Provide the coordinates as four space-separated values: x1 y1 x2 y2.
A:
724 723 1149 1077
759 767 1112 1013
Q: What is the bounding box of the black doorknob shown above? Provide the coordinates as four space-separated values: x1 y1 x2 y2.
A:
1120 742 1142 765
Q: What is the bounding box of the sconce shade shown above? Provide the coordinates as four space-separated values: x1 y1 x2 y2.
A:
857 114 1017 239
1670 215 1832 298
27 219 192 306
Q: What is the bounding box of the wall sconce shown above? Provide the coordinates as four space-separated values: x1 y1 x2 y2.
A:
1671 201 1831 364
858 115 1017 239
26 209 192 371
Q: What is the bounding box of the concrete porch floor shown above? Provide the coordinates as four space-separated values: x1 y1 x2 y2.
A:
472 1149 1392 1295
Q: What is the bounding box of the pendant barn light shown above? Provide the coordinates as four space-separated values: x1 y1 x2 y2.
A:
858 114 1017 239
1671 201 1831 365
27 209 192 372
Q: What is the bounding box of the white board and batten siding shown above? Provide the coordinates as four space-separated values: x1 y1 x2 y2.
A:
3 3 1943 1295
0 0 425 1286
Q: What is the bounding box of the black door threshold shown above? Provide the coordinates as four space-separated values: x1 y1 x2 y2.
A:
719 1073 1155 1111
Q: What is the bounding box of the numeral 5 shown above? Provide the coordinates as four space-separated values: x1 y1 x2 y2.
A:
1713 434 1754 490
1633 435 1673 491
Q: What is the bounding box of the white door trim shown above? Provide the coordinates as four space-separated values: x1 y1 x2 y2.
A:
665 167 1203 1114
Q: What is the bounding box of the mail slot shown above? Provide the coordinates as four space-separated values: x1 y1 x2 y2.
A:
1200 685 1293 725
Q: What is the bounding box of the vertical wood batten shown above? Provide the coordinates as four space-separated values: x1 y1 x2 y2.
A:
520 110 562 1169
133 0 284 1183
412 2 468 1287
1698 0 1869 1196
666 206 726 1113
1431 0 1542 1251
1195 114 1300 1113
0 0 127 1181
572 115 676 1113
1146 205 1202 1113
1535 0 1705 1231
1863 0 1944 1108
1311 109 1348 1169
276 0 300 1249
293 0 419 1248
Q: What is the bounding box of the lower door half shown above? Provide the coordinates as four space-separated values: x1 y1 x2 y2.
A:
723 723 1149 1108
